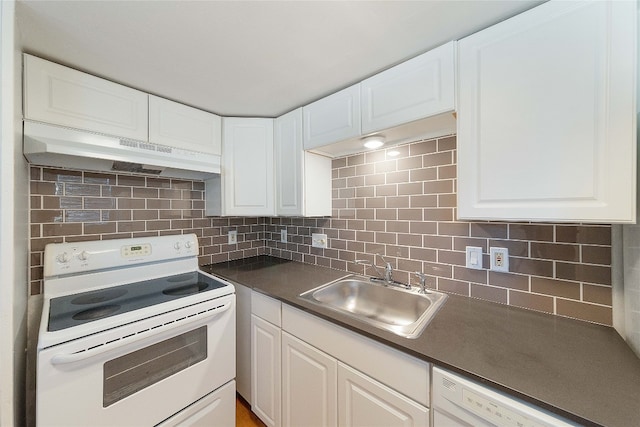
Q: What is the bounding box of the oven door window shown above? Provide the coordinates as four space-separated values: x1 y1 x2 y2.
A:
103 326 207 407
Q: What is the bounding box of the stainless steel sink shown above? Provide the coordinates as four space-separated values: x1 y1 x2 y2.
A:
299 275 447 339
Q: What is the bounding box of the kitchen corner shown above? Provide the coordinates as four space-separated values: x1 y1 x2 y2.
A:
3 1 640 427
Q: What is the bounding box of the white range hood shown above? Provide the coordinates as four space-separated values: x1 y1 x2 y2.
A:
23 121 221 180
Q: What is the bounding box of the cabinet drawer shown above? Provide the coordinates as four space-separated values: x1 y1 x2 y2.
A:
282 304 429 406
252 292 281 327
23 54 148 141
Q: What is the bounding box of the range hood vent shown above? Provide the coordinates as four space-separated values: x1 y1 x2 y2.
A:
23 121 221 180
111 162 163 175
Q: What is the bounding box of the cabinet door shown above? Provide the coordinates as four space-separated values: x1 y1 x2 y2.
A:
361 41 455 134
23 54 148 141
303 84 361 149
251 315 281 427
338 363 428 427
275 109 332 216
275 109 304 216
282 332 337 427
149 95 221 154
222 118 274 216
457 0 637 223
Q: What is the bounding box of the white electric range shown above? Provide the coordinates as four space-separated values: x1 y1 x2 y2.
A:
37 233 236 426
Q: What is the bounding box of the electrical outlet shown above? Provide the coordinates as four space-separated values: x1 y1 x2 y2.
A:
311 233 328 249
280 229 287 243
490 247 509 272
465 246 483 270
228 230 237 245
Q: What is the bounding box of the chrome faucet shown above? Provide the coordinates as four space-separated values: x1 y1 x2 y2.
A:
354 255 410 289
378 253 394 284
354 258 384 280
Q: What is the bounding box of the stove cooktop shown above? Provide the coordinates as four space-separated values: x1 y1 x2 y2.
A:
47 271 228 332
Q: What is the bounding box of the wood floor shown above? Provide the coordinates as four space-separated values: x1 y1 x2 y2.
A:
236 395 266 427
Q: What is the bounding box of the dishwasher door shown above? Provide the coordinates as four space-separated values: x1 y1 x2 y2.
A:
431 367 580 427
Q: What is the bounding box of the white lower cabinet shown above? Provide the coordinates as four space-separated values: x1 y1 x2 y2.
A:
280 304 430 427
248 297 431 427
251 292 282 427
338 363 429 427
282 332 337 427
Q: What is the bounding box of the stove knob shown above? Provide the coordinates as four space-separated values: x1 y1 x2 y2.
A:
185 241 192 249
174 242 182 250
56 252 70 263
78 251 90 261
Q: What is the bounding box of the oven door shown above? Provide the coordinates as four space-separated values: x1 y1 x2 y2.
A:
37 294 235 427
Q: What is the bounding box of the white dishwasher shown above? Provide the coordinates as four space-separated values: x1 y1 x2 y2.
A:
432 367 581 427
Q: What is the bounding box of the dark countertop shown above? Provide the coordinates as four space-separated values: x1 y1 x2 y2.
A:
203 256 640 427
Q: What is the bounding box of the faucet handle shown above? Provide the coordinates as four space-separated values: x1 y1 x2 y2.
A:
414 272 430 294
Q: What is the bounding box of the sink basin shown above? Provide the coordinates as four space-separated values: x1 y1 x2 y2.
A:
299 275 447 339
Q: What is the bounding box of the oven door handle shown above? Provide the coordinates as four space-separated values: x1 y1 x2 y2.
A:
50 300 232 366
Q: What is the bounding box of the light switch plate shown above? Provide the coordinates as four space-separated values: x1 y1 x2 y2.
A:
465 246 483 270
490 247 509 272
280 229 287 243
311 233 328 249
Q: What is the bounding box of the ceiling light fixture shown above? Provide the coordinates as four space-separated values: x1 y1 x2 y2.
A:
363 135 385 149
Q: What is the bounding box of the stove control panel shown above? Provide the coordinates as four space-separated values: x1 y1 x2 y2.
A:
44 234 199 277
121 243 152 258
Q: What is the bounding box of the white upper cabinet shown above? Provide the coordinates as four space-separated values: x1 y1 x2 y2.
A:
457 0 637 223
361 41 455 135
301 43 458 158
303 84 361 150
275 109 331 217
148 95 221 154
222 118 274 216
23 54 148 141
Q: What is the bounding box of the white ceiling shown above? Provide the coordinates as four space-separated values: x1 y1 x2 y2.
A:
16 0 541 118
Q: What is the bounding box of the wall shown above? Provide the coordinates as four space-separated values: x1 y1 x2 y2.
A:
28 167 266 295
1 1 28 425
29 136 614 330
265 135 613 325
